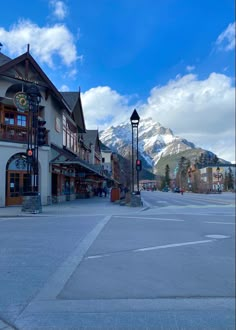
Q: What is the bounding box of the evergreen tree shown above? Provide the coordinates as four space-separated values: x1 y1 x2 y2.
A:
207 153 212 165
198 152 207 168
212 154 219 165
164 164 170 187
227 167 234 190
177 157 190 189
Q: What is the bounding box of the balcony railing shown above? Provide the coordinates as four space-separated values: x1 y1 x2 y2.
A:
0 124 28 143
0 124 48 144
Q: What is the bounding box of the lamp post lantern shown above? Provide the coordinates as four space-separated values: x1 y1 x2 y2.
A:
130 109 140 193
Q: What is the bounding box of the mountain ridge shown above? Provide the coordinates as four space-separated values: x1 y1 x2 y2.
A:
100 117 230 176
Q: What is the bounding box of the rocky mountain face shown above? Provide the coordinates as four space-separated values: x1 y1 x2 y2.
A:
100 118 195 168
100 117 230 177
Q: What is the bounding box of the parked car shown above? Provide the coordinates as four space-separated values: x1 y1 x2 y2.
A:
162 187 169 192
173 187 180 193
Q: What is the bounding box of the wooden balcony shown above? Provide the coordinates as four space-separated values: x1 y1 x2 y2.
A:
0 124 48 144
0 124 28 143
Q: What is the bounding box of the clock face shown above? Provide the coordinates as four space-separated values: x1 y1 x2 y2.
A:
14 92 29 112
15 159 27 170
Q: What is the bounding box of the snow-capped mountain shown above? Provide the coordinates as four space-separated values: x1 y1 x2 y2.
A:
100 117 195 168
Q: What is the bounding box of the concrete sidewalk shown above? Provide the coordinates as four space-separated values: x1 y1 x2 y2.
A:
0 196 145 218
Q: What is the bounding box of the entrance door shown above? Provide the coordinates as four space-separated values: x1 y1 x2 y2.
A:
6 171 28 206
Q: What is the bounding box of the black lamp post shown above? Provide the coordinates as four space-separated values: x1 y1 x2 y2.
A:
187 166 193 191
130 109 140 193
216 166 221 192
26 84 41 193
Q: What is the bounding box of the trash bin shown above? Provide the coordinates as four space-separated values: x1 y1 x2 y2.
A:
110 188 120 202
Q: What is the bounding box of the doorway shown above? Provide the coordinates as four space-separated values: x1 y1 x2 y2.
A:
6 171 28 206
5 153 30 206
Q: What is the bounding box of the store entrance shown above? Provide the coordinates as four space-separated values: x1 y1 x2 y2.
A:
6 171 28 206
5 153 30 206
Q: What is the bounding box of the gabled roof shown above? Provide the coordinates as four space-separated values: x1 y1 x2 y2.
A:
0 53 11 66
0 51 70 111
61 91 86 133
83 130 100 147
100 141 112 152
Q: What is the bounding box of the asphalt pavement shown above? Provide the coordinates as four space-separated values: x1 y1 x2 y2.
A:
0 194 235 330
0 196 146 330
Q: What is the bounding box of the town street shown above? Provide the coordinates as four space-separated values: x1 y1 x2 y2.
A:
0 192 235 330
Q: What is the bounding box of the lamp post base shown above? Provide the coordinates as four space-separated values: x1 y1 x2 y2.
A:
130 192 142 207
21 193 42 214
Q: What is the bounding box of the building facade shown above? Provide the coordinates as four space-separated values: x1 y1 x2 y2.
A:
0 49 117 207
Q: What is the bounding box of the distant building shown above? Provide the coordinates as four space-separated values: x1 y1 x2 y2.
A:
199 165 235 192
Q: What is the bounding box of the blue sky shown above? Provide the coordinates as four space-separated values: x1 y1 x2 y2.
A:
0 0 235 162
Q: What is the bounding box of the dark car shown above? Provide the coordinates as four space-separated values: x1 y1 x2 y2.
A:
162 187 169 192
173 187 180 193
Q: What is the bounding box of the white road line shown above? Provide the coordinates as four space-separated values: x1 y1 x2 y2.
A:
113 216 184 222
204 221 235 225
133 239 214 252
86 239 215 259
205 234 230 239
87 254 111 259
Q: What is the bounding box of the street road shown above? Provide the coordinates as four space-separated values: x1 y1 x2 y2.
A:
0 193 235 330
141 190 236 208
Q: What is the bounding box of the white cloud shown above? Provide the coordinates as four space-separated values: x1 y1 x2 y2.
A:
82 86 135 129
60 84 70 91
216 22 235 51
82 73 235 162
0 19 79 68
50 0 68 20
144 73 234 134
186 65 195 72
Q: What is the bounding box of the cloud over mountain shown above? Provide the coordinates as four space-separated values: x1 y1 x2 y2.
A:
82 72 235 163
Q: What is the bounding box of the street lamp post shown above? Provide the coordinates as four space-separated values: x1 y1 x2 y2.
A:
130 109 140 193
216 166 221 192
22 84 42 214
26 85 41 193
187 166 193 191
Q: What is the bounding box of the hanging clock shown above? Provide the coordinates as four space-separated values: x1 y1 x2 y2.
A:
14 92 29 112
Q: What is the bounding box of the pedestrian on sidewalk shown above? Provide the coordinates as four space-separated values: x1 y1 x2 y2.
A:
103 186 108 197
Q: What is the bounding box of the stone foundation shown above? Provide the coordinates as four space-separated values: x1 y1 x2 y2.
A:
130 193 143 207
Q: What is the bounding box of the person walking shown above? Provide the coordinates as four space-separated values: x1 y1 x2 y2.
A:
103 186 108 197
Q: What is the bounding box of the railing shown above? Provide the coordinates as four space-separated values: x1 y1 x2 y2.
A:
0 124 48 144
0 124 28 143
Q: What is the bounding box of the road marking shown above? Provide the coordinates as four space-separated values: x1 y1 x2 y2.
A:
205 221 235 225
34 215 112 300
86 239 216 259
87 254 111 259
205 234 230 239
133 240 214 252
113 216 184 222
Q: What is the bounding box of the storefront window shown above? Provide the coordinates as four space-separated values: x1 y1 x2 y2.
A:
17 115 27 127
5 113 14 125
62 114 78 153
